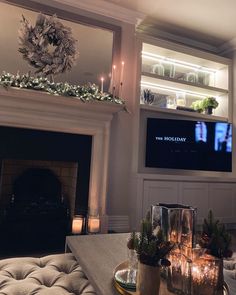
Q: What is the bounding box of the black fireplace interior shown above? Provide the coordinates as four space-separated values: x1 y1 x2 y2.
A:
0 126 92 254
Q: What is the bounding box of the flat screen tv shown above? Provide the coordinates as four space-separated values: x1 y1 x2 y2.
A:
145 118 232 172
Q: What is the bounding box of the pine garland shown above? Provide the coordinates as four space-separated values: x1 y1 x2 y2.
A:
0 72 125 105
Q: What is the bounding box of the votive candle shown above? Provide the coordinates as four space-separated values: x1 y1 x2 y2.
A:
88 216 100 234
72 215 84 234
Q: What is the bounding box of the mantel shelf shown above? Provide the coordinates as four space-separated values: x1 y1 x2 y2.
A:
0 87 125 120
141 72 229 97
140 104 229 122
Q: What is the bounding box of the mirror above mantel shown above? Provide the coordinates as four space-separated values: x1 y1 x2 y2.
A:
0 1 121 92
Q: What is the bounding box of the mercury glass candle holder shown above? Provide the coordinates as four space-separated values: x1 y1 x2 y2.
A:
191 253 220 295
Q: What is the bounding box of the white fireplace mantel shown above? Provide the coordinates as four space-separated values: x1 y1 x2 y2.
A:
0 87 124 232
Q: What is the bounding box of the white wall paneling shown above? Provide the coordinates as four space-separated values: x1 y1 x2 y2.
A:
208 183 236 223
179 182 209 224
133 175 236 228
143 180 179 216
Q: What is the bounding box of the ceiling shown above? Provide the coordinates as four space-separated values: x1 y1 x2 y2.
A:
104 0 236 50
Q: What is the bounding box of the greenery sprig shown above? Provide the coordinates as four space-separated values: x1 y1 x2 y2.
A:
0 71 125 105
199 210 232 258
129 212 173 267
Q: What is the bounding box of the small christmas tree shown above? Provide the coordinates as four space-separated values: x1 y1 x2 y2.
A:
199 210 232 258
199 210 232 295
129 212 173 267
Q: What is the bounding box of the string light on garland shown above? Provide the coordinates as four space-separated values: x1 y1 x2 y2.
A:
0 72 125 106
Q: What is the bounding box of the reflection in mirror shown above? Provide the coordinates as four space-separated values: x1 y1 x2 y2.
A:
0 2 114 92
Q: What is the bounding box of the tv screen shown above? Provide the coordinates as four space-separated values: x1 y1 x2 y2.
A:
146 118 232 172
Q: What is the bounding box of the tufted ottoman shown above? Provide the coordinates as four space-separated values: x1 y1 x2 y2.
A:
0 253 96 295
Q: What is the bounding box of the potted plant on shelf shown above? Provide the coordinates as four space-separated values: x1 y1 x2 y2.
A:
191 100 204 113
201 96 219 114
130 212 173 295
191 97 219 114
198 210 232 295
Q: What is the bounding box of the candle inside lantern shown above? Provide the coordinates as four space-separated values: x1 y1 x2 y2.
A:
191 255 219 295
72 215 84 234
100 77 104 93
88 216 100 234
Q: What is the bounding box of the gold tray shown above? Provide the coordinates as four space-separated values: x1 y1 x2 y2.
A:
113 261 230 295
113 261 170 295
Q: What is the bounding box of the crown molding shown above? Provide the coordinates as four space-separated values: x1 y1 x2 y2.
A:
136 25 220 54
20 0 145 25
218 38 236 55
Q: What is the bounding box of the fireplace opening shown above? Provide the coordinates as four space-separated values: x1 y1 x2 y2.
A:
0 126 92 255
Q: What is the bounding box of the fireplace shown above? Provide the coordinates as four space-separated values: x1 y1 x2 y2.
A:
0 126 92 253
0 87 123 236
0 126 92 215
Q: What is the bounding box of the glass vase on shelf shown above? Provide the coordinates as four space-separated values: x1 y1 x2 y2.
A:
151 62 165 76
176 92 186 107
166 96 177 109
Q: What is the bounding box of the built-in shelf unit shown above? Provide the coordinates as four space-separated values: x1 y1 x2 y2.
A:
139 38 232 122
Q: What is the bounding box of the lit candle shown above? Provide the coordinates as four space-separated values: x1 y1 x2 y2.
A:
100 77 104 93
72 215 84 234
88 216 100 234
191 255 219 295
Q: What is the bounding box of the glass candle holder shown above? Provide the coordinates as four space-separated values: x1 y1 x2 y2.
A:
72 215 84 234
87 215 100 234
167 247 184 294
191 254 220 295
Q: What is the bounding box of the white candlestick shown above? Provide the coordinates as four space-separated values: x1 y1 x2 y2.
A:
112 65 116 87
101 77 104 93
72 216 83 234
120 61 125 85
88 217 100 233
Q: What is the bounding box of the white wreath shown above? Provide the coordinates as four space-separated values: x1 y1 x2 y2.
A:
18 13 78 76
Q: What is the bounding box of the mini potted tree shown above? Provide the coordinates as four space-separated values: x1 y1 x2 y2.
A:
198 210 232 295
129 212 173 295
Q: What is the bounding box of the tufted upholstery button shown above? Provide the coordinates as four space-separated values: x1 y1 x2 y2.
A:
0 254 97 295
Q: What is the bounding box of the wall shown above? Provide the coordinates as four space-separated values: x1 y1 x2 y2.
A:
3 0 235 232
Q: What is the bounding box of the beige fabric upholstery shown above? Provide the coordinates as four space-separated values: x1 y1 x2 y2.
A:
0 253 96 295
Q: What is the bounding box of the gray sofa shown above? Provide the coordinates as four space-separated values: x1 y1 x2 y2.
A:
0 253 96 295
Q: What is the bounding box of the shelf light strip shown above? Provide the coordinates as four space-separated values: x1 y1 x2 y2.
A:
142 51 217 74
141 81 216 99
